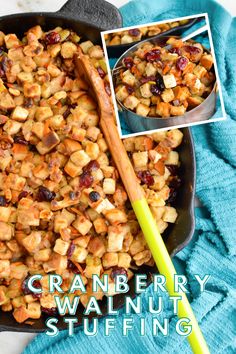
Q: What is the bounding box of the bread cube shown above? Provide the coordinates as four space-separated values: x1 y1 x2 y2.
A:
104 208 127 225
10 262 28 279
150 206 165 221
88 237 106 258
84 256 102 278
70 150 91 167
123 95 140 110
121 34 133 44
23 83 41 98
87 45 103 59
27 302 41 319
0 207 11 222
118 253 131 268
0 260 10 278
0 288 8 305
173 86 190 101
21 231 41 253
13 306 29 323
166 129 183 148
161 88 175 103
86 127 100 142
170 105 186 116
11 106 29 122
93 217 108 234
35 107 53 121
150 175 166 191
54 238 70 256
103 178 116 195
85 142 99 160
163 206 178 223
187 95 204 108
34 248 51 262
200 54 214 70
122 70 136 86
140 82 153 99
61 41 77 59
102 252 118 268
156 102 171 117
73 215 92 235
115 85 129 102
64 159 81 178
94 198 114 214
163 74 177 88
165 151 179 165
145 62 157 76
71 127 86 142
71 246 88 263
0 222 12 241
79 40 94 54
107 225 129 252
132 151 148 168
136 103 150 117
156 219 168 233
4 34 20 49
193 65 207 79
0 92 15 110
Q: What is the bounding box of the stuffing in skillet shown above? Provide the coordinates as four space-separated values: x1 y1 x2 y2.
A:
0 25 183 323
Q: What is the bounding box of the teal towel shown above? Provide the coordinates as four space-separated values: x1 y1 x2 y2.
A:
24 0 236 353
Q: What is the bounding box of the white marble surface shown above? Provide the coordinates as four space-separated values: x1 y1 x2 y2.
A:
0 0 235 353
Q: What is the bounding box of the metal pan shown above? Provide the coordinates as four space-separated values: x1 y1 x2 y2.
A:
107 17 202 58
113 35 216 133
0 0 195 333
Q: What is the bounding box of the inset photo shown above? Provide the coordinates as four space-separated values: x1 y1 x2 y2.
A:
101 14 226 137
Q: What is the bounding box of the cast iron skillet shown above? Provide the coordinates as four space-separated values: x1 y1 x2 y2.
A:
107 17 203 58
0 0 195 333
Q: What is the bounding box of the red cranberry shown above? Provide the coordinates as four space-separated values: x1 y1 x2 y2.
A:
140 75 156 84
45 31 61 45
0 196 7 206
145 49 161 62
137 170 154 186
89 191 100 202
128 28 140 37
97 66 106 79
156 73 165 91
125 84 134 94
22 277 42 299
37 186 56 202
84 160 100 173
176 56 188 71
13 135 28 145
79 172 94 188
111 266 128 280
183 45 201 55
18 191 29 201
67 243 75 258
104 81 111 96
41 307 58 316
123 57 134 69
169 47 181 55
151 84 161 96
67 260 80 274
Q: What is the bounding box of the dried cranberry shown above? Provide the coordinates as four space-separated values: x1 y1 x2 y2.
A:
128 28 140 37
79 172 94 188
104 81 111 96
13 135 28 145
97 66 106 79
123 57 134 69
145 49 161 62
45 31 61 45
166 165 179 176
0 196 7 206
37 186 56 202
156 73 165 91
176 56 188 71
150 84 161 96
67 243 75 258
18 191 29 200
67 260 80 274
41 307 58 316
140 75 157 84
63 107 71 119
169 47 181 55
125 84 134 94
183 45 201 55
89 191 100 202
84 160 100 173
22 277 42 298
111 266 128 280
24 98 34 108
137 170 154 186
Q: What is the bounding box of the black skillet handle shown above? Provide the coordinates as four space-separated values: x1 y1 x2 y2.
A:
58 0 122 30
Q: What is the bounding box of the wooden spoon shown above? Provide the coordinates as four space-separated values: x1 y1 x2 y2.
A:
74 51 209 354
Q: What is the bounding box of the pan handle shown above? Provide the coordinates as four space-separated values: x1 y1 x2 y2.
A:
57 0 122 30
